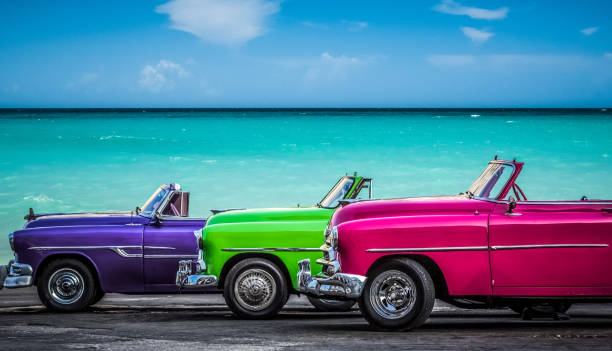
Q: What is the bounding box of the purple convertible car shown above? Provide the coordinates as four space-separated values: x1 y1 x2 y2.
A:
0 183 209 312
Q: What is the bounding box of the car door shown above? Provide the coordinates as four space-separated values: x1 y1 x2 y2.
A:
143 219 205 292
489 201 612 296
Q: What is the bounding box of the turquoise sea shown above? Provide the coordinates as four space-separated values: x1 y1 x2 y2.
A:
1 109 611 262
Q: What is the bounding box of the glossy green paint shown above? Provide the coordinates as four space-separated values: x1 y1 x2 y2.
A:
202 176 365 290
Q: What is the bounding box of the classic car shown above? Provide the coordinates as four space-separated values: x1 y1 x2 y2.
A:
298 159 612 330
176 174 372 318
0 183 207 312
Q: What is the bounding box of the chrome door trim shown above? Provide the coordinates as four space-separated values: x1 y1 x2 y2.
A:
144 254 199 259
29 246 143 258
143 246 175 250
221 248 323 252
366 246 489 253
491 244 608 250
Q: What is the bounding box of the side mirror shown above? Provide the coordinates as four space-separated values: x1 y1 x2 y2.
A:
507 196 517 214
153 212 164 226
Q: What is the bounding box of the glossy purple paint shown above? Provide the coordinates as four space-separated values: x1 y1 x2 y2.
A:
10 186 209 294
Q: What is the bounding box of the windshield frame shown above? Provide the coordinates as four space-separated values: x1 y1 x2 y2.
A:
139 185 171 218
318 176 356 209
467 161 517 201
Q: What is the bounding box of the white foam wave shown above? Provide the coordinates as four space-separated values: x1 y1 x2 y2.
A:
23 195 59 203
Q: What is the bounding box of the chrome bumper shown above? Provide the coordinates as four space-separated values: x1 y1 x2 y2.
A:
297 259 366 300
0 261 33 289
176 260 218 288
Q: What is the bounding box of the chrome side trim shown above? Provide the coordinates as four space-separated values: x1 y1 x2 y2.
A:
366 246 489 253
491 244 608 251
143 246 175 250
29 246 143 258
472 196 612 205
221 248 323 252
144 254 199 259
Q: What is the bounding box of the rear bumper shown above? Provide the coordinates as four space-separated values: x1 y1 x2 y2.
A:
0 261 33 289
297 259 366 300
175 260 218 288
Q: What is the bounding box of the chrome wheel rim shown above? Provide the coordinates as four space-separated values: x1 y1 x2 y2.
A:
234 268 276 311
48 268 85 305
369 270 417 319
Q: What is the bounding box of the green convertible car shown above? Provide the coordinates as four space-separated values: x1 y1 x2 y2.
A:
176 174 372 318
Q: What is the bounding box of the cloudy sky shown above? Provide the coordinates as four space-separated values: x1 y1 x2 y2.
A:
1 0 611 107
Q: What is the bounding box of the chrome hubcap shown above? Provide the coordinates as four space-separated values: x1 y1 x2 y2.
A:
48 268 85 305
369 270 417 319
234 268 276 311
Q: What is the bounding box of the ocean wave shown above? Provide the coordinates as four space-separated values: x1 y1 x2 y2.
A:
201 160 217 164
23 194 60 203
99 135 161 141
470 114 480 118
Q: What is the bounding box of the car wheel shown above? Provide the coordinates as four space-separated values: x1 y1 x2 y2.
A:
224 258 288 319
36 258 97 312
91 289 105 305
358 258 435 331
307 296 356 312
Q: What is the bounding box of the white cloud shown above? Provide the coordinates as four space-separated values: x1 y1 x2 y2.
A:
304 52 369 83
139 60 189 93
80 73 99 83
604 53 612 60
433 0 508 20
461 27 494 44
581 27 598 36
427 54 476 67
341 20 368 31
428 54 596 69
156 0 281 46
301 21 329 30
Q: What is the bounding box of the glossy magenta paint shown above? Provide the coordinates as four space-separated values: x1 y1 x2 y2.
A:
331 161 612 298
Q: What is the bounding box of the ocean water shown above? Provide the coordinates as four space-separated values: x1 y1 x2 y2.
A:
1 109 611 262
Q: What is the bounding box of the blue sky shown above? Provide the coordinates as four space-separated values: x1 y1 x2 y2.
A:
1 0 611 107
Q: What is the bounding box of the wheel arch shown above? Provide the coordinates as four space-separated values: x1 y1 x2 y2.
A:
366 254 449 299
34 253 103 292
218 252 293 292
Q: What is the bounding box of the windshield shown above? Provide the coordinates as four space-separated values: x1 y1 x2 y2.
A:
319 177 355 208
467 163 515 199
140 186 170 217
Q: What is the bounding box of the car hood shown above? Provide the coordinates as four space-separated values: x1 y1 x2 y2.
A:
23 212 144 229
205 207 333 226
331 195 495 226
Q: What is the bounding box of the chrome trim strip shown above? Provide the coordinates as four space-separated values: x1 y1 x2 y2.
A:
366 246 488 253
143 246 175 250
491 244 608 250
472 196 612 205
221 248 323 252
28 246 143 258
144 254 198 259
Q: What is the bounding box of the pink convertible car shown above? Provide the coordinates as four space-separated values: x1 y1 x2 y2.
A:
298 159 612 330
